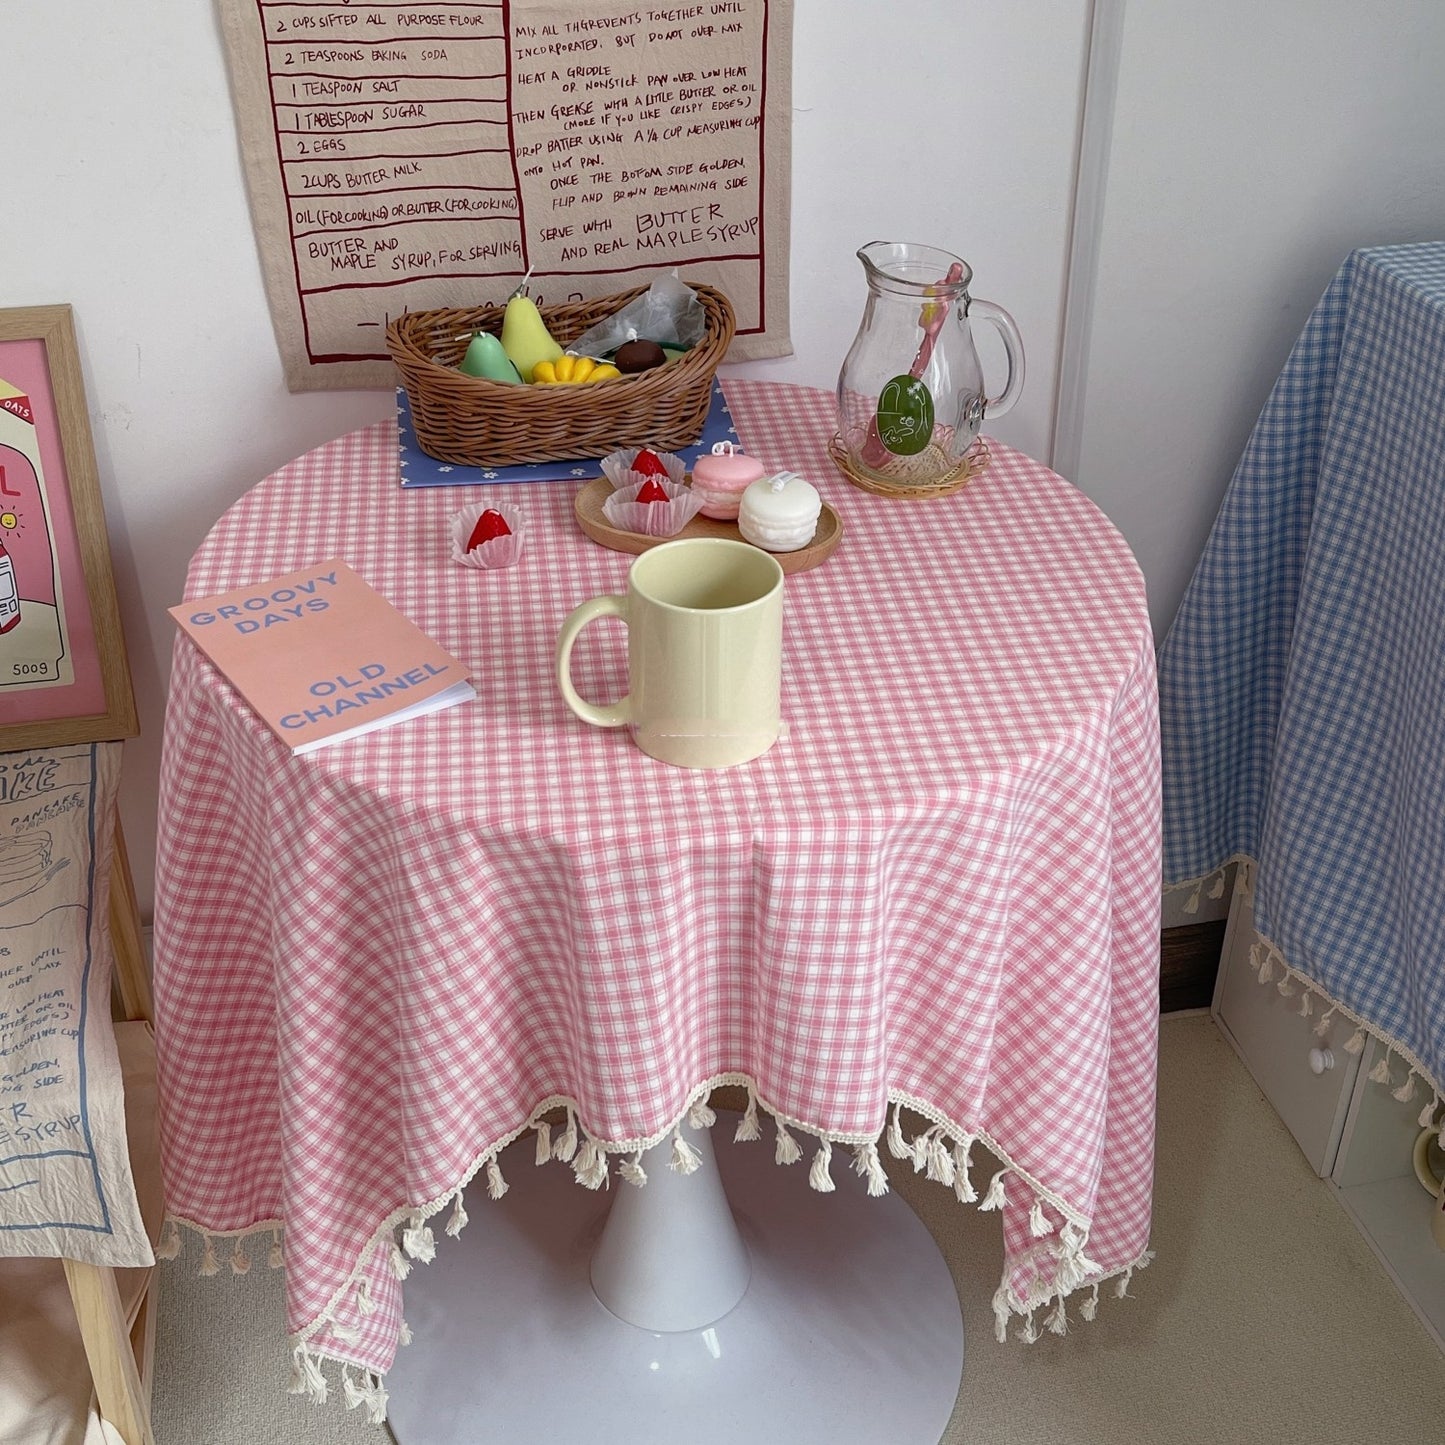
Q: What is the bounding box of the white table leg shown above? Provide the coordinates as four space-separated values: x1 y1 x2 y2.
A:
386 1114 964 1444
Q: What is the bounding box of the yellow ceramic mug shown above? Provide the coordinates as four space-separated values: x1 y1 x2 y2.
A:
556 537 784 769
1412 1126 1445 1251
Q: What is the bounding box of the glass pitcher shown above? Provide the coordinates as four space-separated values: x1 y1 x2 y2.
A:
836 241 1024 490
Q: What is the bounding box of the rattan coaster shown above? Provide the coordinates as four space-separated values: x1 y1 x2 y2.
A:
828 434 990 499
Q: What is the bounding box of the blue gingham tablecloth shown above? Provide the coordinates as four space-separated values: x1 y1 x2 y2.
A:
1158 242 1445 1102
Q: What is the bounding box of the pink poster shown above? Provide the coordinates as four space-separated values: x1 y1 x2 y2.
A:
0 336 107 727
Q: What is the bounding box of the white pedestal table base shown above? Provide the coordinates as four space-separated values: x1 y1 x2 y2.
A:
386 1117 965 1444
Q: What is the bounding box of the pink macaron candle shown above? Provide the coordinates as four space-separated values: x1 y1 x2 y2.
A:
689 441 766 520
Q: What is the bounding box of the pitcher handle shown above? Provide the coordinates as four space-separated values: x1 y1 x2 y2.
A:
556 594 631 728
968 298 1026 421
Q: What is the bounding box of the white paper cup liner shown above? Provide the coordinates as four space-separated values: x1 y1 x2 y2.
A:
601 477 706 537
449 503 525 568
600 448 688 490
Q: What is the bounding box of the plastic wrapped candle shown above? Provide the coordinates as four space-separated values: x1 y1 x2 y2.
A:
690 441 765 520
737 470 822 552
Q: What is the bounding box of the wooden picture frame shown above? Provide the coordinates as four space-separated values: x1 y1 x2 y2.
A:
0 305 137 749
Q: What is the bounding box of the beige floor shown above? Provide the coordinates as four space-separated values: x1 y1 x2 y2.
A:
150 1015 1445 1444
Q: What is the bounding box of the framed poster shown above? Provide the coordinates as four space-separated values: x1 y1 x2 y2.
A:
0 306 137 749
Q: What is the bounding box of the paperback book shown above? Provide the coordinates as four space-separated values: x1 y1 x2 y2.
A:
169 559 474 754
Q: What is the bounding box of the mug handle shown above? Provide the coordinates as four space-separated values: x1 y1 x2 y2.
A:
556 594 631 728
1414 1126 1443 1197
968 297 1026 421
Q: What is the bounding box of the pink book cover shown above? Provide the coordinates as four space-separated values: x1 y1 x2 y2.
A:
169 558 474 754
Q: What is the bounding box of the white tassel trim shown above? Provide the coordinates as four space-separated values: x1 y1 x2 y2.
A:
809 1139 836 1193
390 1241 411 1281
1420 1096 1440 1130
1029 1198 1050 1239
774 1120 803 1166
403 1214 436 1263
1344 1029 1367 1055
852 1140 890 1197
1368 1056 1393 1086
553 1108 578 1163
289 1346 328 1404
268 1229 284 1270
341 1366 389 1425
574 1137 610 1190
979 1170 1008 1212
1314 1009 1336 1039
953 1139 979 1204
486 1156 509 1200
445 1191 469 1238
199 1235 220 1277
156 1220 182 1260
1393 1072 1419 1104
688 1098 717 1130
619 1151 648 1187
1079 1284 1100 1321
886 1104 911 1161
670 1128 702 1175
230 1237 251 1275
534 1120 552 1166
734 1091 762 1142
357 1277 377 1316
399 1317 413 1347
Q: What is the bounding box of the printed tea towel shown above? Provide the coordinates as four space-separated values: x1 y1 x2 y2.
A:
0 742 153 1266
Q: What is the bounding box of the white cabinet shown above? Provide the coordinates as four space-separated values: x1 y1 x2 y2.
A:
1212 889 1360 1177
1213 886 1445 1352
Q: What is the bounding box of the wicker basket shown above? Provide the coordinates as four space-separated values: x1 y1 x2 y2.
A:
387 284 735 466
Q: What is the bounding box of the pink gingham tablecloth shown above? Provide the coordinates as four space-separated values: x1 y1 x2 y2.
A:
153 380 1160 1402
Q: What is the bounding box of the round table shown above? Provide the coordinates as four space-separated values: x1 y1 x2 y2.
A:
153 380 1161 1437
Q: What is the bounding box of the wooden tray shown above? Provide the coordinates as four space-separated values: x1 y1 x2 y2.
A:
573 477 843 574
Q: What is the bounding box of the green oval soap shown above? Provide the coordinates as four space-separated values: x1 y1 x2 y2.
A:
876 375 934 456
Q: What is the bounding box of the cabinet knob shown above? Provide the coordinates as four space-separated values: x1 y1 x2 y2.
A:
1308 1047 1335 1075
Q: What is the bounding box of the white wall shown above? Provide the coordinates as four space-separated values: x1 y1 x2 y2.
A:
1067 0 1445 639
4 1 1090 918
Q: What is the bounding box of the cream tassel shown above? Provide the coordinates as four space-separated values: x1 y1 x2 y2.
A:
923 1131 955 1188
734 1091 762 1142
1297 991 1313 1017
1018 1310 1041 1343
357 1277 377 1316
886 1104 911 1161
1393 1072 1419 1104
446 1191 469 1237
1314 1009 1335 1038
403 1214 436 1262
809 1139 836 1193
574 1137 610 1190
230 1238 251 1275
342 1367 366 1412
1368 1056 1393 1086
953 1140 979 1204
486 1156 509 1200
1256 952 1273 985
329 1318 362 1345
268 1228 284 1270
534 1120 552 1166
155 1220 182 1260
1079 1284 1100 1322
978 1170 1008 1212
1276 974 1295 998
1208 872 1226 899
290 1347 328 1403
1184 882 1201 915
619 1151 648 1187
774 1120 803 1166
1115 1268 1135 1299
670 1129 702 1175
399 1318 413 1347
853 1140 890 1197
1344 1028 1367 1055
1420 1097 1439 1130
364 1374 389 1425
553 1108 578 1163
1046 1297 1069 1335
390 1241 412 1281
199 1234 220 1277
1028 1198 1050 1238
689 1098 717 1130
